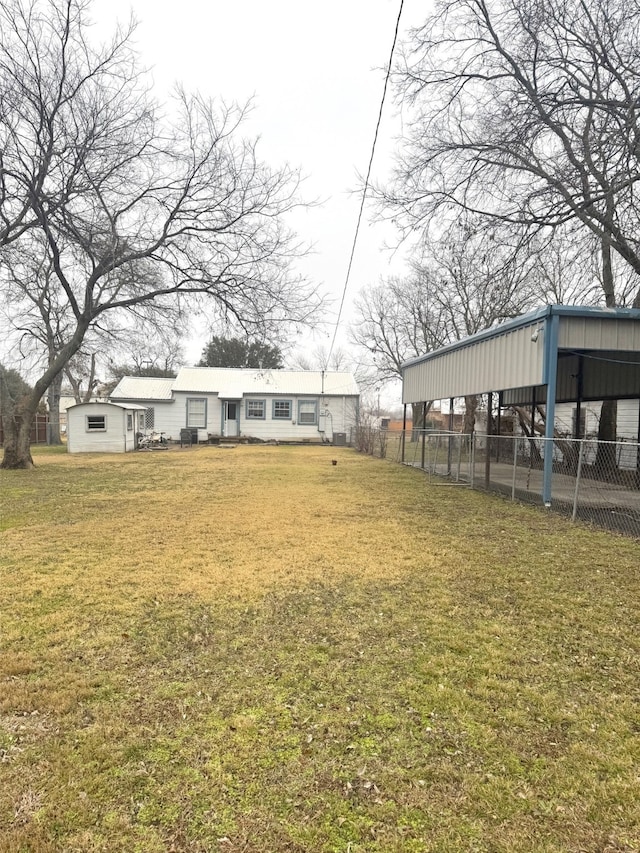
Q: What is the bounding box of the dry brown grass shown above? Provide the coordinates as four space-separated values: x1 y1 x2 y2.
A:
1 443 639 852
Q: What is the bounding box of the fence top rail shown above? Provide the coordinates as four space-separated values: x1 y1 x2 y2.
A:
390 429 640 450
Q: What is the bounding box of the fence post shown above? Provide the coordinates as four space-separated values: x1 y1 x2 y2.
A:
572 440 585 522
511 436 518 502
485 392 493 490
470 434 475 489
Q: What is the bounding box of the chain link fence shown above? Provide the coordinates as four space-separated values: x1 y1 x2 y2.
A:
358 428 640 539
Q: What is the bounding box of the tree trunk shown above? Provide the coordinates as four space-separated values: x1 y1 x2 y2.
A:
463 395 478 434
2 320 90 469
594 215 619 473
512 405 543 466
411 401 432 441
594 399 618 475
83 354 97 403
47 373 63 445
1 403 36 469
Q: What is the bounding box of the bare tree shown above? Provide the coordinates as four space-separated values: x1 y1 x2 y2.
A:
350 273 448 382
386 0 640 303
289 344 353 372
64 351 99 404
350 271 448 428
418 217 539 341
351 218 539 430
0 0 319 468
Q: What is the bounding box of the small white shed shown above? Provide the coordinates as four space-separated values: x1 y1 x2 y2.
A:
67 401 147 453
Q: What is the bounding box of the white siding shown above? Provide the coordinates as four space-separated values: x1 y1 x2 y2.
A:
168 393 222 438
555 400 640 440
147 392 358 442
67 403 128 453
237 395 358 441
110 370 360 443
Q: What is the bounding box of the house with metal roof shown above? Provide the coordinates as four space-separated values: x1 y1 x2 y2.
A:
110 368 360 445
402 304 640 506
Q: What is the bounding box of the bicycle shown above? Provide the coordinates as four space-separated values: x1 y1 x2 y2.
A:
136 431 169 450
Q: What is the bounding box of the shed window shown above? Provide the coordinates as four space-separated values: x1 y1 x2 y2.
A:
186 398 207 428
126 413 133 431
298 400 317 425
272 399 292 419
86 415 106 432
246 400 266 419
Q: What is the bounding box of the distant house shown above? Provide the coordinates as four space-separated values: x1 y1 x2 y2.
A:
67 401 147 453
109 368 360 444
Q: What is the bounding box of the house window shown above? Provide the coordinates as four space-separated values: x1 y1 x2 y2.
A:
126 413 133 431
86 415 106 431
186 398 207 428
144 407 155 430
246 399 266 419
273 399 292 419
298 400 317 425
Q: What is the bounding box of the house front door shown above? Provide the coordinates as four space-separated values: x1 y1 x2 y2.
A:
223 401 239 437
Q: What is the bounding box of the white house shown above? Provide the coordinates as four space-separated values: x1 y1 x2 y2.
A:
554 399 640 441
66 401 148 453
109 368 360 444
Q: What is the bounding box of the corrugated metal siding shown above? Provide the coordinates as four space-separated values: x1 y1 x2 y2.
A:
559 317 640 351
403 323 544 403
556 351 640 400
580 352 640 399
504 354 640 404
556 355 579 402
503 385 547 406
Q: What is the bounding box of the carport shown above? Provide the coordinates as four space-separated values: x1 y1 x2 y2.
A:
401 305 640 506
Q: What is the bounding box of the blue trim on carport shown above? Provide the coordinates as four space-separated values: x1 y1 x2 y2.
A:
541 313 560 506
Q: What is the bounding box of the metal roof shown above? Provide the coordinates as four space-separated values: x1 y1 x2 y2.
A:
172 368 360 397
67 401 148 411
401 304 640 507
402 304 640 370
109 369 360 401
110 377 176 401
402 304 640 404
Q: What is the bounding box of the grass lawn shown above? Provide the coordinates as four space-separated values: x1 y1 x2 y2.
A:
1 443 639 852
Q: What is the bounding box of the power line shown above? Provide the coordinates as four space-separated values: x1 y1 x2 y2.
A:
326 0 404 365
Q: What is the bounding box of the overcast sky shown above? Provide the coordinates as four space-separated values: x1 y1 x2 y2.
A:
92 0 426 370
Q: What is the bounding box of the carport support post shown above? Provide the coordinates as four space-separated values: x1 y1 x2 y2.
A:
485 392 493 490
447 397 454 474
421 402 427 470
636 398 640 489
401 404 407 463
542 315 560 507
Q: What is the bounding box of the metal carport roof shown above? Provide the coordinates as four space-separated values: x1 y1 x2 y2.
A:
401 304 640 504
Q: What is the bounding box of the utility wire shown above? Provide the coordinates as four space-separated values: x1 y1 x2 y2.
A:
326 0 404 365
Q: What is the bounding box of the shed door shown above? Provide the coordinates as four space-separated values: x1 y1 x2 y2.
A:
223 401 238 437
